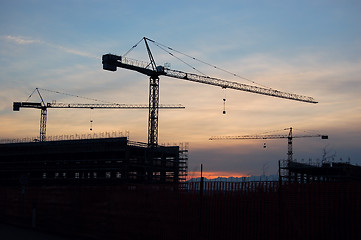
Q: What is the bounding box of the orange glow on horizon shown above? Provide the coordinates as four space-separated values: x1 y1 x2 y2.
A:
187 171 249 179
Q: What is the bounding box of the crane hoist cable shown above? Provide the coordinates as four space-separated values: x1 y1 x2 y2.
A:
123 37 271 89
148 40 208 77
102 37 318 147
145 38 280 114
120 37 283 114
90 108 93 131
26 88 38 102
129 38 239 114
157 41 230 114
147 38 273 90
222 87 227 114
35 88 120 105
123 38 144 57
19 88 185 141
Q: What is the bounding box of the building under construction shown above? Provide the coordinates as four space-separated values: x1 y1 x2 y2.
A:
1 138 361 240
0 137 188 186
279 159 361 183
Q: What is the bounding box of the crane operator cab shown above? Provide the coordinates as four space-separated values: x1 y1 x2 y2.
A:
156 65 165 73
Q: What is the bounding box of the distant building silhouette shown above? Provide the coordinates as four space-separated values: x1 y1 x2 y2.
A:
279 160 361 183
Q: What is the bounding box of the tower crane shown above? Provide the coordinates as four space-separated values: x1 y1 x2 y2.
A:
102 37 318 147
209 127 328 162
14 88 184 142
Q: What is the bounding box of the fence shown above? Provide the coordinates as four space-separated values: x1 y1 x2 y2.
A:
187 180 279 193
0 181 360 240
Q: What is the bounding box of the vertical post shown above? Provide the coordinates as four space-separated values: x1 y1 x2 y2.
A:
40 107 47 142
200 164 204 196
199 164 204 232
148 76 159 147
277 160 286 239
21 186 25 216
32 204 36 228
287 127 293 162
287 127 293 182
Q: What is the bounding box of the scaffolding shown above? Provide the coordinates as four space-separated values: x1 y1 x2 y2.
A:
0 137 187 186
0 130 129 144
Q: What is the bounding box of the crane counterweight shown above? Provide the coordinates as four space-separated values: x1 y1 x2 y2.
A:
102 54 119 72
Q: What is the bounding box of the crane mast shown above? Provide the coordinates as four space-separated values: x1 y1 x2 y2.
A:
102 37 318 147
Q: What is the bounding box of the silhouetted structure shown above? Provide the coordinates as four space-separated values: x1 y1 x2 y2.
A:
2 137 360 240
102 37 317 147
279 159 361 183
0 137 187 186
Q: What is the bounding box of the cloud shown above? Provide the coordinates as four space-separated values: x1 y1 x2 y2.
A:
1 35 97 59
3 35 42 45
46 42 98 59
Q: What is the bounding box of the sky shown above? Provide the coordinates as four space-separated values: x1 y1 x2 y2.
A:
0 0 360 178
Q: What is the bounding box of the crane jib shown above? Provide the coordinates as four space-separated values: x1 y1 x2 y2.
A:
102 54 317 104
164 69 317 104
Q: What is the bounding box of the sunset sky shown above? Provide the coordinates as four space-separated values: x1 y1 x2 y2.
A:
1 0 360 178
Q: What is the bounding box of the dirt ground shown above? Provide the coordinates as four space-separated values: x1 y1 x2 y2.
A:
0 223 74 240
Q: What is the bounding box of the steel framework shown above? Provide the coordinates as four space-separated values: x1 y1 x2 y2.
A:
102 37 317 147
14 101 184 142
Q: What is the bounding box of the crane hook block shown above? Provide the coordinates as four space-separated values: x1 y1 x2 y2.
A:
222 98 226 114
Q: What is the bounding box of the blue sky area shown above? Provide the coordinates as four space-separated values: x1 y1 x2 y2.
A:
0 0 360 178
